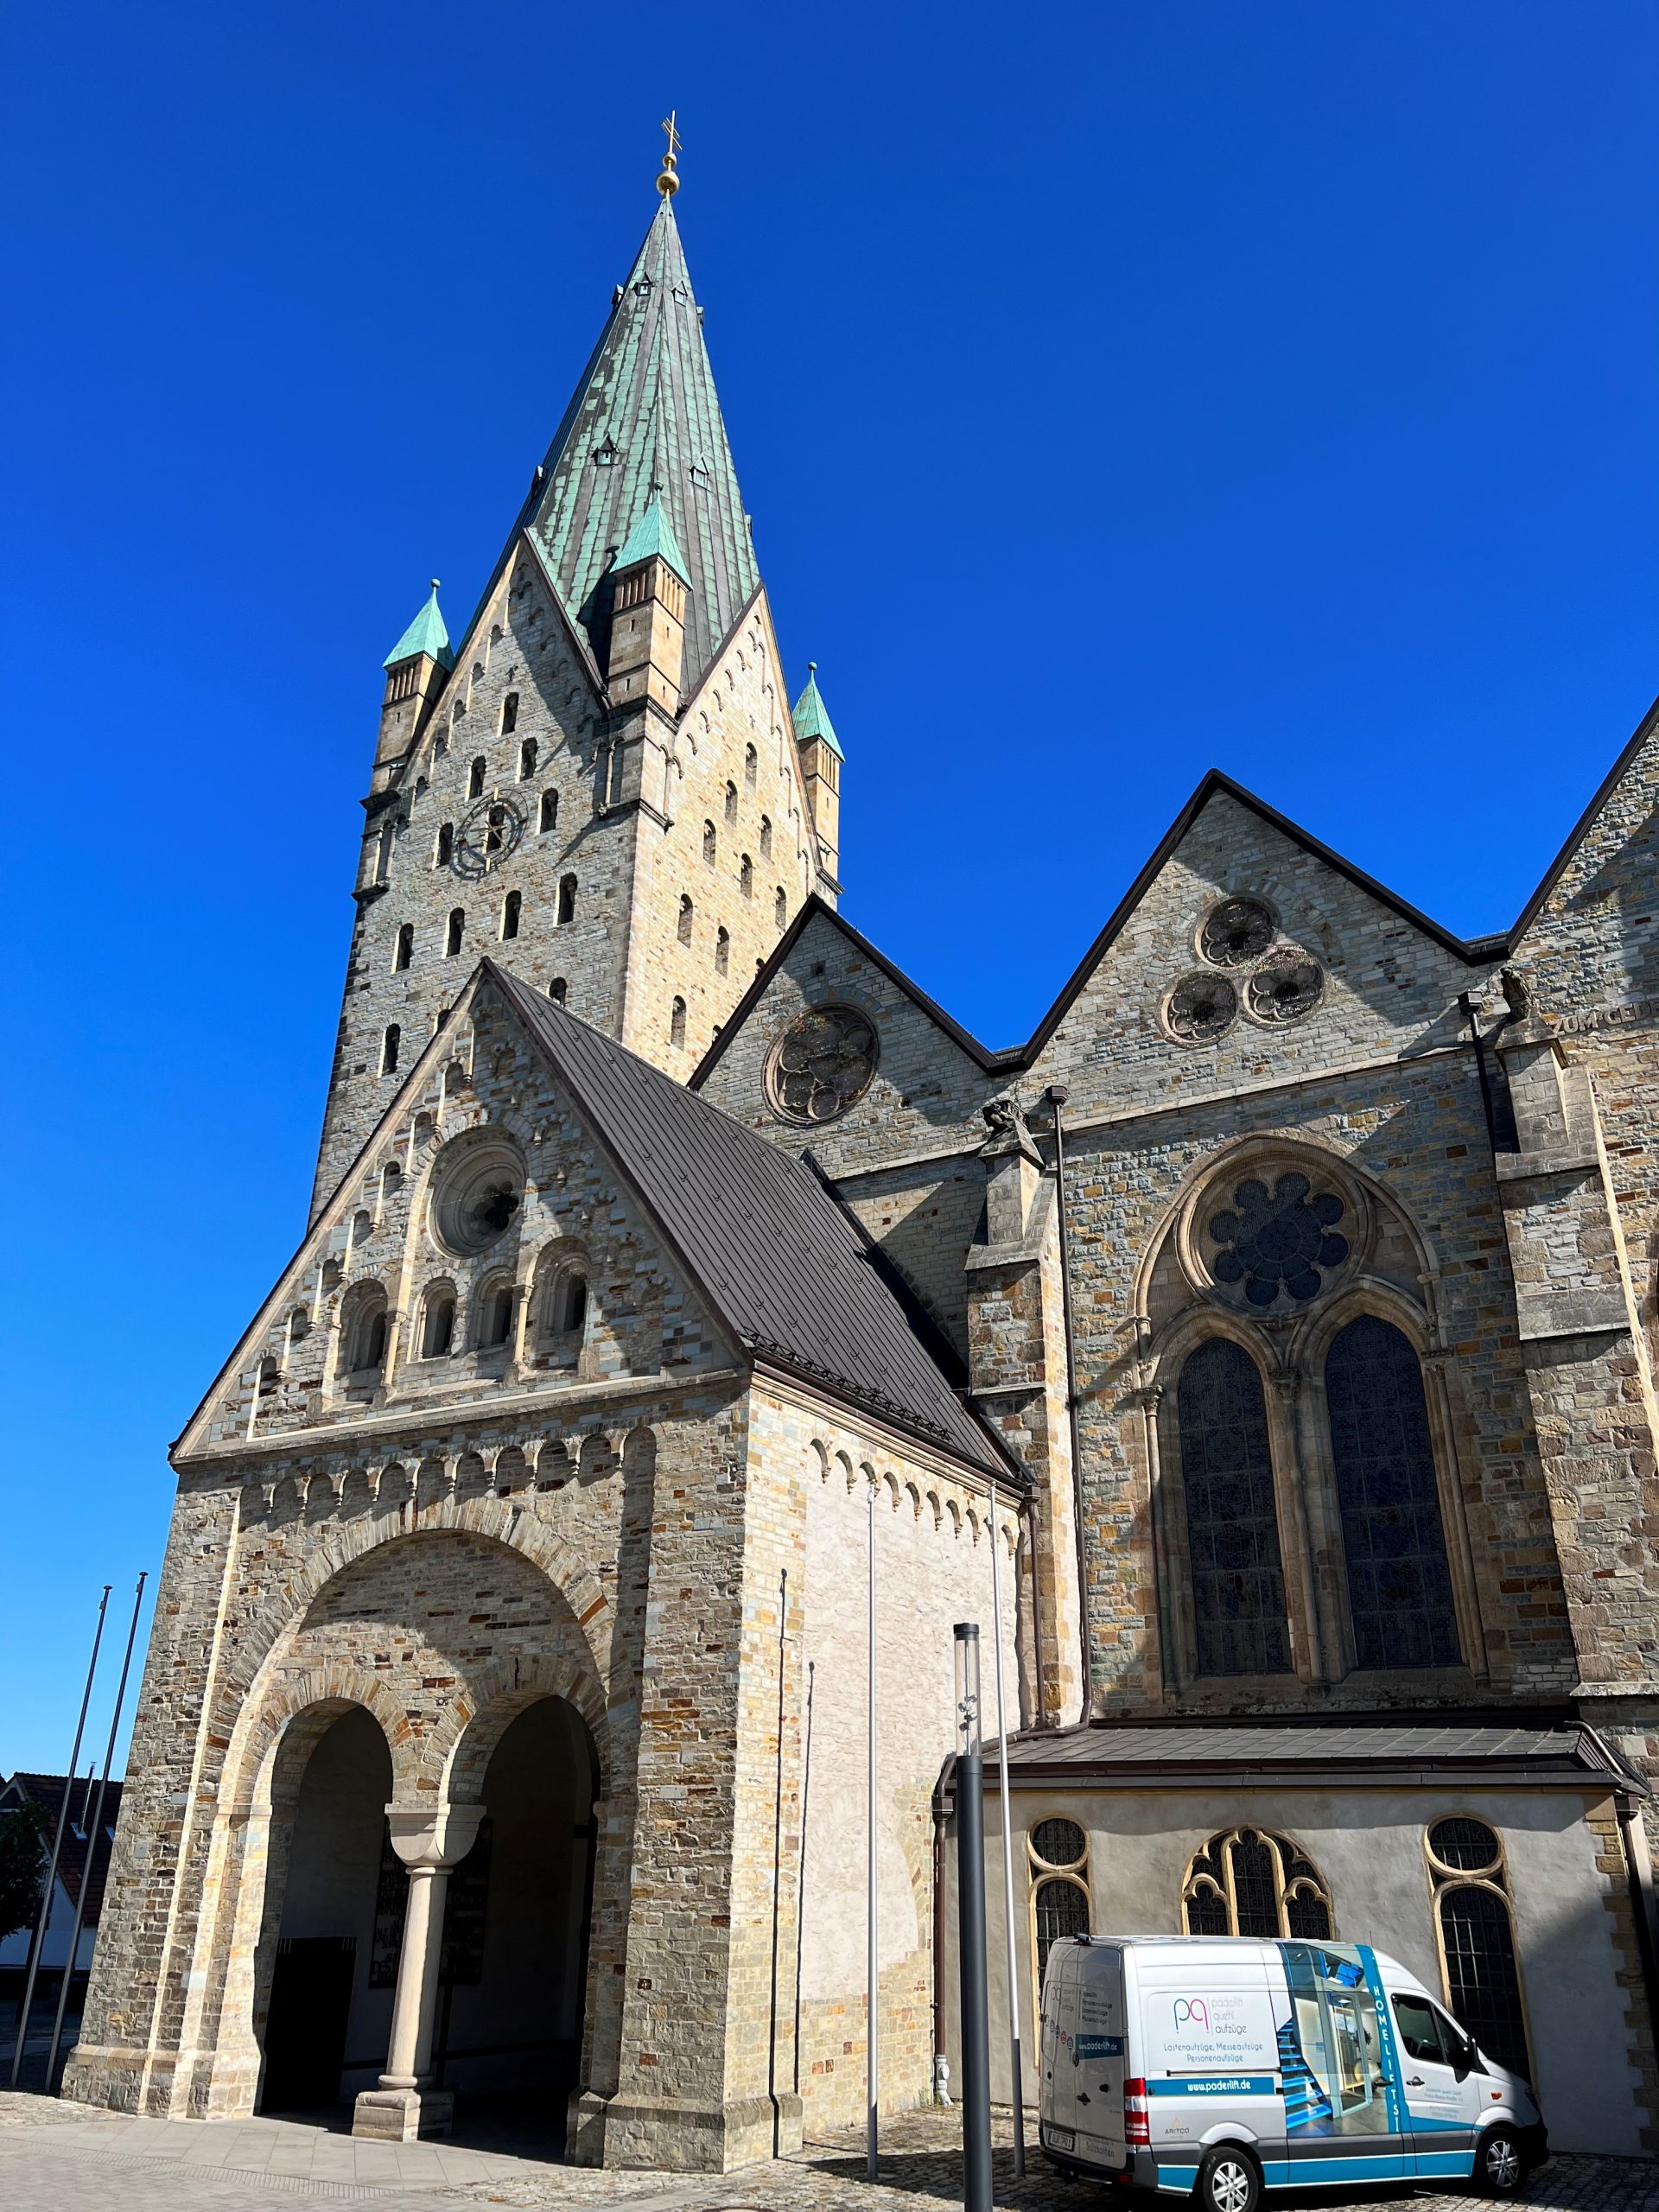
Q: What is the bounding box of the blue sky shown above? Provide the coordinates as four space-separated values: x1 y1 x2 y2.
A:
3 0 1655 1771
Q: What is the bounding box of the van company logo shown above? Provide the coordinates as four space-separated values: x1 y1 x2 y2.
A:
1173 1998 1211 2031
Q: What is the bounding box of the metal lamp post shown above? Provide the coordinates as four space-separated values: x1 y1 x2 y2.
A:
954 1623 993 2212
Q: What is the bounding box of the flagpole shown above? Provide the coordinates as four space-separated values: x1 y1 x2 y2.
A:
988 1487 1027 2174
45 1573 146 2093
866 1471 879 2181
10 1587 109 2089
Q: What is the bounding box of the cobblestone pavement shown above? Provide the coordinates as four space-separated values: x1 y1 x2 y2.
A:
3 2095 1658 2212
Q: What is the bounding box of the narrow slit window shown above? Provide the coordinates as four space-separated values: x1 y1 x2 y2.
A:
671 995 687 1047
393 922 414 972
715 926 730 976
724 780 738 824
435 823 454 868
556 874 576 925
740 855 753 898
774 887 787 928
468 755 486 798
702 820 717 865
539 789 558 833
446 908 465 957
500 692 518 735
380 1024 401 1074
501 890 522 941
678 895 694 944
548 976 567 1004
478 1282 515 1350
421 1289 455 1360
760 815 772 858
518 735 537 779
744 743 758 790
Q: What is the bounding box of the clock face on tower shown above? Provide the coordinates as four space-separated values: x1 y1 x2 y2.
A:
452 794 526 879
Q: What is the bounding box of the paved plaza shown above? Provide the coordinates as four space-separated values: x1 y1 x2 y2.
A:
3 2095 1659 2212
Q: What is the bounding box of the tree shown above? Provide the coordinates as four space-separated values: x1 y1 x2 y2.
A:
0 1800 51 1947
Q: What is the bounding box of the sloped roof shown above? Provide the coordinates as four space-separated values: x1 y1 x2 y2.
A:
383 583 454 671
984 1713 1643 1793
486 965 1014 1479
524 200 759 696
613 494 690 586
1 1773 125 1921
791 664 842 760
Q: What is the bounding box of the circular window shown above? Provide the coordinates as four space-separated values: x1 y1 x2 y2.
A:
1031 1817 1086 1869
452 793 526 879
767 1004 879 1124
431 1140 524 1257
1201 898 1275 967
1208 1173 1348 1306
1247 952 1324 1025
1165 972 1238 1045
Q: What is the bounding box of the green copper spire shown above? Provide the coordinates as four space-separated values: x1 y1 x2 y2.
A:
613 494 691 587
791 662 843 760
525 199 759 695
383 581 454 671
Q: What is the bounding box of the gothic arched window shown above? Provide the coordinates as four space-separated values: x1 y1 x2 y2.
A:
1028 1819 1090 1999
1325 1315 1459 1670
1176 1339 1290 1676
1427 1819 1530 2079
1182 1827 1332 1939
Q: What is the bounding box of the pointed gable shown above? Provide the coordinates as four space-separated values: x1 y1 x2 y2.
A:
526 201 759 696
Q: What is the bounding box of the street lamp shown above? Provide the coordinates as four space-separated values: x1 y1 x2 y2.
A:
954 1624 993 2212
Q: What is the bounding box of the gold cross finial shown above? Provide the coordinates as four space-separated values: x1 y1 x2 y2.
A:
657 110 682 199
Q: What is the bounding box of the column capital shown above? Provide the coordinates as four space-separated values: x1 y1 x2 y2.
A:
384 1802 485 1871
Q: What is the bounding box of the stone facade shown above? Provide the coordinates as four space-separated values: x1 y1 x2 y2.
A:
65 172 1659 2169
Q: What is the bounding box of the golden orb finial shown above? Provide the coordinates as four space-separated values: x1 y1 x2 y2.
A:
657 110 682 199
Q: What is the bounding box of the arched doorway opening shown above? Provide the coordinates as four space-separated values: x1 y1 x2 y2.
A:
261 1704 393 2113
430 1696 598 2123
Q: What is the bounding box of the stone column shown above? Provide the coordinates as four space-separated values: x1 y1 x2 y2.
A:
353 1802 484 2144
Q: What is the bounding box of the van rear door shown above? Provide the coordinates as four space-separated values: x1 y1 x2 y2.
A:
1039 1939 1081 2156
1070 1945 1128 2171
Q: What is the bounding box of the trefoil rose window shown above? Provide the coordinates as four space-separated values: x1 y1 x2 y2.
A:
767 1004 879 1126
1201 897 1275 966
1165 972 1237 1045
1208 1173 1348 1307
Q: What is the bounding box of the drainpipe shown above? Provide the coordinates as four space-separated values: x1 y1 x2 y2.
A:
1045 1085 1095 1717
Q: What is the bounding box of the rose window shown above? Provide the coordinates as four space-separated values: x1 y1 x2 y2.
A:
1208 1173 1348 1306
1165 973 1238 1045
769 1005 878 1124
1248 952 1323 1024
432 1141 525 1258
1200 898 1275 967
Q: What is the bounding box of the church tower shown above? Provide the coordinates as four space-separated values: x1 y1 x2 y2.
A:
312 169 844 1217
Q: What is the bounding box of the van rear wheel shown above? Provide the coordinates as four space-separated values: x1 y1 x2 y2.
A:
1196 2144 1262 2212
1477 2126 1526 2196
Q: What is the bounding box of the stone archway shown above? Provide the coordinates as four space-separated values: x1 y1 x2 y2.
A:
188 1525 622 2133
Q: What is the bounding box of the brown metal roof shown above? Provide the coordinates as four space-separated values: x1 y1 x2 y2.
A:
1 1773 124 1923
487 965 1017 1482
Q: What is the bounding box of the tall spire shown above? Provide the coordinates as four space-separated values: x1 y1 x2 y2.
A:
525 200 759 696
383 581 453 671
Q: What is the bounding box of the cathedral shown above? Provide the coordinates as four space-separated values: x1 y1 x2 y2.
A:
65 149 1659 2168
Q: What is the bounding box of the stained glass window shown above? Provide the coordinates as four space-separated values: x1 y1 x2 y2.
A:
1034 1877 1090 1982
1031 1819 1085 1868
1325 1316 1459 1669
1207 1174 1348 1307
1427 1818 1531 2079
1177 1339 1291 1676
1180 1827 1334 1938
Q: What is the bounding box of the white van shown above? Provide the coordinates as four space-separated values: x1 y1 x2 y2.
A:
1039 1935 1545 2211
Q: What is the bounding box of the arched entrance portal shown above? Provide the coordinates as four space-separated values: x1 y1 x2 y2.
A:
258 1695 598 2126
262 1705 392 2113
430 1698 598 2112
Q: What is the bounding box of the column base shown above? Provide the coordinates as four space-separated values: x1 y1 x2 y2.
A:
352 2087 454 2141
569 2088 799 2171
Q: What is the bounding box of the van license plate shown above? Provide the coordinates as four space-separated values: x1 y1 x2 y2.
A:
1046 2126 1075 2152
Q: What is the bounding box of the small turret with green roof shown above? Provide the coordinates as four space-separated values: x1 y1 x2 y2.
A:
383 582 454 672
613 495 691 588
791 662 842 760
